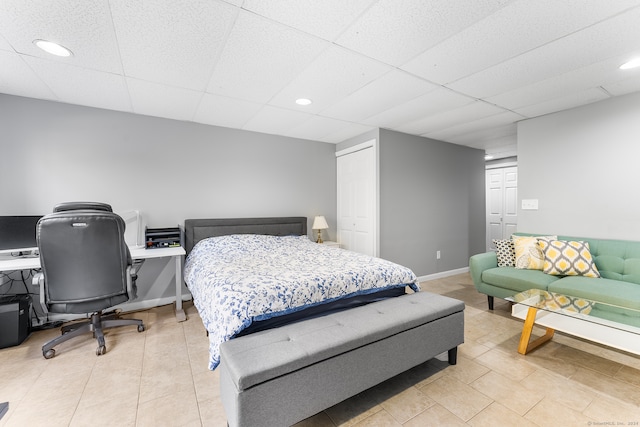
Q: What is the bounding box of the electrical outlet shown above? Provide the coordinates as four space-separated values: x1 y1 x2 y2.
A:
436 250 441 260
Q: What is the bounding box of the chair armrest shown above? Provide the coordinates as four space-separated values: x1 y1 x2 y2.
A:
32 272 48 314
126 260 145 300
32 271 44 286
126 266 137 300
469 251 498 288
131 259 144 277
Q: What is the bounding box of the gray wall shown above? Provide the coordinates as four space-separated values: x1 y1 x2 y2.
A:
377 129 485 276
518 91 640 240
1 93 486 301
1 94 336 304
335 128 486 277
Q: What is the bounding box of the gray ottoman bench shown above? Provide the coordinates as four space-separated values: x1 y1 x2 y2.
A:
219 291 465 427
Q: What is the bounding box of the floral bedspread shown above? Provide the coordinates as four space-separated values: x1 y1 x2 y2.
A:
183 234 419 369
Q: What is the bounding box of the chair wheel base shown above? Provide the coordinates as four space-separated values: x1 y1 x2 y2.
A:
41 313 145 359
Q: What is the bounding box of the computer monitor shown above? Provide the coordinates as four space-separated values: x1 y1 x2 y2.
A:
0 215 43 255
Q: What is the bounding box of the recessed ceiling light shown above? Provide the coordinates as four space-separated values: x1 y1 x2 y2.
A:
295 98 312 106
620 58 640 70
33 39 73 57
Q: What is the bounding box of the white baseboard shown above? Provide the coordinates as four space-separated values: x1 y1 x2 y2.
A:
416 267 469 284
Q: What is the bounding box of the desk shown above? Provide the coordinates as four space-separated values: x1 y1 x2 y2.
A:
0 246 187 322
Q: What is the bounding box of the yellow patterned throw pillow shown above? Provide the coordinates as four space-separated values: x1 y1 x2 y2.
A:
512 235 557 270
539 240 600 277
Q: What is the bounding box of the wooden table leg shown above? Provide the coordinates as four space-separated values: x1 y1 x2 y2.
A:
518 306 555 355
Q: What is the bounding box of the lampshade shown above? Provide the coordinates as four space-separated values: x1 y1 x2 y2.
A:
312 215 329 230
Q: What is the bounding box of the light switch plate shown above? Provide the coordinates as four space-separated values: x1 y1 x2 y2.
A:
521 199 539 210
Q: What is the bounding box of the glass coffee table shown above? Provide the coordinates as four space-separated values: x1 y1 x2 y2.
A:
506 289 640 355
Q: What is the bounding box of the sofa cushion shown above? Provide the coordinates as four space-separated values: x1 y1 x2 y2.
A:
558 236 640 285
539 240 600 278
548 276 640 310
513 235 556 270
482 267 560 293
493 239 515 267
590 304 640 328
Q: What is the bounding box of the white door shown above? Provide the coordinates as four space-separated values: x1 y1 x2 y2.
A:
486 166 518 250
503 167 518 238
337 143 376 256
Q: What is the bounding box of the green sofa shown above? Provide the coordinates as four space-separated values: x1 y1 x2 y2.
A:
469 233 640 327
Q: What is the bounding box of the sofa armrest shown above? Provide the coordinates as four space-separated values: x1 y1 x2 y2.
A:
469 251 498 288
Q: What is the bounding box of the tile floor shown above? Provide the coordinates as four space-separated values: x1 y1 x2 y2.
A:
1 273 640 426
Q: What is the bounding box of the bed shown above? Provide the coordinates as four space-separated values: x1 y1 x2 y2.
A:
183 217 419 370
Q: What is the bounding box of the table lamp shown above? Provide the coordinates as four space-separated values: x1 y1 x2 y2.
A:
312 216 329 243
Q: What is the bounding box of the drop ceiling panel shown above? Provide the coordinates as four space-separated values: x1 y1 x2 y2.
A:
402 0 639 84
449 123 517 146
0 34 13 51
362 88 474 129
110 0 237 91
206 10 329 104
603 74 640 97
0 51 56 100
0 0 122 73
336 0 512 66
194 93 263 129
488 54 640 110
286 115 356 141
1 2 640 157
448 6 640 99
269 45 392 112
242 0 377 41
243 105 315 136
127 79 202 122
393 100 505 135
24 56 131 112
424 111 525 141
513 88 609 118
323 123 376 144
320 70 438 122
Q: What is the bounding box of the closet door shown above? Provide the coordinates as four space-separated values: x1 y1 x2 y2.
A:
486 166 518 250
337 144 376 257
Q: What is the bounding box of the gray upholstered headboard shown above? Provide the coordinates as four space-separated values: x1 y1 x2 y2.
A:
183 217 307 255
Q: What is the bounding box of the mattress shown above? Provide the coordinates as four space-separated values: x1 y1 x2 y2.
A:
184 234 418 369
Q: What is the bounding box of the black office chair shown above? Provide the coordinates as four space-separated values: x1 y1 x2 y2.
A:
34 202 145 359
